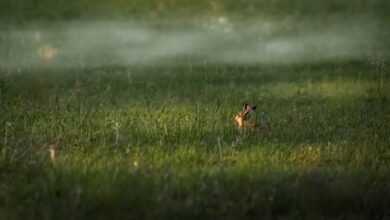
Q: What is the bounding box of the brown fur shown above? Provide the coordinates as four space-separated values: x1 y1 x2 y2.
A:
234 103 257 129
234 103 271 133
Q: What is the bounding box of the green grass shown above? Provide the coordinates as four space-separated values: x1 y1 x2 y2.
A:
1 62 390 219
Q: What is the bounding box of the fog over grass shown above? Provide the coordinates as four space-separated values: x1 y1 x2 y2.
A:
0 17 385 69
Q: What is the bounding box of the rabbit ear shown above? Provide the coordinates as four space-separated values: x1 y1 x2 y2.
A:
242 103 249 111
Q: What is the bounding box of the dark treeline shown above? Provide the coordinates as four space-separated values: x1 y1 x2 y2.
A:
1 0 390 23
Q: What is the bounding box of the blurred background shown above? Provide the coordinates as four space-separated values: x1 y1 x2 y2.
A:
1 0 389 68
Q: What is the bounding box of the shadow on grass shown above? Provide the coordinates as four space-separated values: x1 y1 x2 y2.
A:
1 61 389 219
2 158 390 220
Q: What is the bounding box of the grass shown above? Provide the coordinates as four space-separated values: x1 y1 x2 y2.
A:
1 1 389 218
0 61 390 219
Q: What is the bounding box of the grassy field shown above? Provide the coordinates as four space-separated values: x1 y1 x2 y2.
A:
1 61 389 219
0 0 390 219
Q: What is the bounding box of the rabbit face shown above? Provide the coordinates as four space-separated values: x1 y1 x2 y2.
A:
234 103 257 128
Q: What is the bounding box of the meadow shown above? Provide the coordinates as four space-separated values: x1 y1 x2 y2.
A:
1 61 389 219
1 0 390 219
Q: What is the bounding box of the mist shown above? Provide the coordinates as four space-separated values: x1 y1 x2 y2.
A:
0 17 385 69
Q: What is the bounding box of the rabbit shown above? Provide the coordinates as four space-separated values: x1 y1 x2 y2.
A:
234 103 257 128
234 103 271 133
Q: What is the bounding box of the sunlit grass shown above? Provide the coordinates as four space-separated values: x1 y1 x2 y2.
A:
264 79 378 99
0 63 389 219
